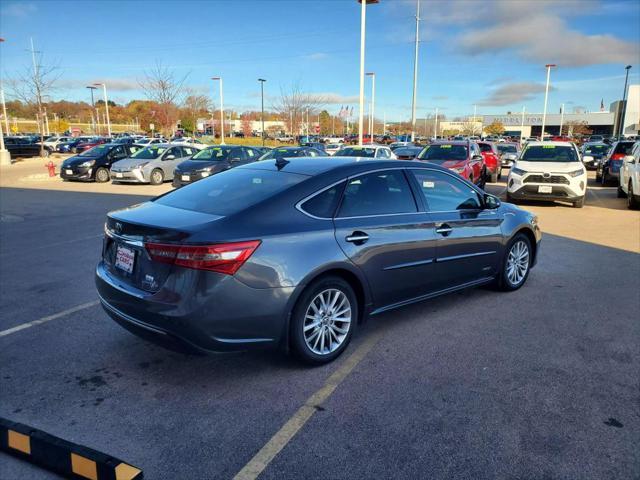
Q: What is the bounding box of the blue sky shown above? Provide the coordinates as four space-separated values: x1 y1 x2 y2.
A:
1 0 639 121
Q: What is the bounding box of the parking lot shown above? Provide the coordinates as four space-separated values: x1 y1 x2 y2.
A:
1 158 639 479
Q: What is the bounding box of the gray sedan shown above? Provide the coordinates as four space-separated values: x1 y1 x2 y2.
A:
96 157 541 364
110 144 198 184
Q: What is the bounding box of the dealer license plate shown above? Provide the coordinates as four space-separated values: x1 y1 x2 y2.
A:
115 245 135 274
116 172 123 178
182 175 190 181
65 169 73 175
538 185 552 194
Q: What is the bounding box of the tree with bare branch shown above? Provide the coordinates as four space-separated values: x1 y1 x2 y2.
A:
181 91 210 136
272 81 326 136
139 61 190 135
6 42 60 155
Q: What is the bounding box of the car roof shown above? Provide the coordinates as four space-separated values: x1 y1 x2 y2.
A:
431 141 470 146
239 156 449 176
525 141 575 147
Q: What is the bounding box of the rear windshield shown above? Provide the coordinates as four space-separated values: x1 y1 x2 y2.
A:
191 147 233 161
417 144 467 162
79 145 110 156
521 145 578 162
260 148 304 160
131 146 167 159
613 142 635 155
155 168 306 216
583 144 609 154
497 144 517 154
478 143 493 153
335 147 376 157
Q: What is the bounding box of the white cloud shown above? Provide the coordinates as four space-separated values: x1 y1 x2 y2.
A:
454 0 639 66
309 92 359 104
0 2 36 17
57 78 140 91
478 82 551 106
304 52 329 61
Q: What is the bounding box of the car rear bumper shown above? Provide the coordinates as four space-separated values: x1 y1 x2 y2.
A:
95 261 294 353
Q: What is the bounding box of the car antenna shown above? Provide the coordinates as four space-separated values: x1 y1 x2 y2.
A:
275 157 290 170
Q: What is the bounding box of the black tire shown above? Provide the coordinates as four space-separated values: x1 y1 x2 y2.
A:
290 275 357 365
42 148 50 158
506 192 517 204
498 168 502 180
497 233 532 291
573 196 585 208
149 168 164 185
601 170 608 186
629 182 640 210
95 167 110 183
617 186 626 198
595 169 602 182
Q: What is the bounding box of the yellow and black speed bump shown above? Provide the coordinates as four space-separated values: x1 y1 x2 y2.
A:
1 417 143 480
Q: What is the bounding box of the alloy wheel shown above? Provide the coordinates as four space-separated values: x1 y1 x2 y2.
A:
303 288 352 355
506 240 529 286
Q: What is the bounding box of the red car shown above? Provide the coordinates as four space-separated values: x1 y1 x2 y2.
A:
74 137 108 153
415 141 486 188
477 141 501 182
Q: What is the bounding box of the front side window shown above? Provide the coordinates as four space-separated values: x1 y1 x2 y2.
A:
131 146 167 159
192 147 233 161
338 170 417 217
411 169 482 211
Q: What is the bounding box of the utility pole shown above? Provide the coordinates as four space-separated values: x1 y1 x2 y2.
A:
520 106 525 143
212 77 225 144
0 85 9 135
30 38 46 157
366 72 376 138
434 107 439 139
559 103 564 137
410 0 420 142
357 0 378 145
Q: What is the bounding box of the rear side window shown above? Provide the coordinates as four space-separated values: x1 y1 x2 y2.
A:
614 142 634 155
478 143 493 153
300 182 345 218
411 169 482 211
155 168 306 216
338 170 417 217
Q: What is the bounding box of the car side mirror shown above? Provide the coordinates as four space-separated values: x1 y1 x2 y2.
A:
583 155 594 162
230 157 242 162
484 194 500 209
473 154 483 161
165 154 176 160
623 155 634 163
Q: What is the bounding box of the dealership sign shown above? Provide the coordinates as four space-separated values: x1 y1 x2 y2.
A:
484 115 544 126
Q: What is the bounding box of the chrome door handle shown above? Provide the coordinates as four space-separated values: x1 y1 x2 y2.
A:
346 232 369 244
435 224 453 236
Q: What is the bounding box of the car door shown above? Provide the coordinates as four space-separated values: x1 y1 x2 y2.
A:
106 145 128 168
469 143 484 180
333 168 439 309
408 168 503 288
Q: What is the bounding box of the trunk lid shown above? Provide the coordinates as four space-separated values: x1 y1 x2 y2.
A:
103 202 223 292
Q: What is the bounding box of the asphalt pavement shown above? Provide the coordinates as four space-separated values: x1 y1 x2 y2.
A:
0 173 638 480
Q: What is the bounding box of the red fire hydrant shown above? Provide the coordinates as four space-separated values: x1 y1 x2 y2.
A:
45 161 56 177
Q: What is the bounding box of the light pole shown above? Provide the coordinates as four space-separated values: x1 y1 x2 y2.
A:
540 64 556 141
0 38 10 166
357 0 379 145
366 72 375 138
93 83 111 137
520 106 526 143
434 107 439 139
0 85 9 135
410 0 420 142
618 65 632 139
258 78 266 146
86 86 97 134
559 103 565 137
212 77 225 144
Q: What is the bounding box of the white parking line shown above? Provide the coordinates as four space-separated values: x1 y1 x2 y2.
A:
0 300 100 338
233 330 384 480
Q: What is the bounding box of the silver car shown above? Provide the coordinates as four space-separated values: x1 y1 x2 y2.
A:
110 144 198 185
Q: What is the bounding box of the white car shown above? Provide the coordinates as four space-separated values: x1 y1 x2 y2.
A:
334 144 397 160
170 137 207 149
324 142 344 156
507 141 587 208
42 136 73 150
618 141 640 210
135 138 164 146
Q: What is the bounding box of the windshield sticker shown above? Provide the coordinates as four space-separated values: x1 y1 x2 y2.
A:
422 181 435 188
440 145 452 149
543 145 556 149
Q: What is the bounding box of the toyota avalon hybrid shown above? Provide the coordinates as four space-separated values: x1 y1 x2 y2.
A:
96 156 541 364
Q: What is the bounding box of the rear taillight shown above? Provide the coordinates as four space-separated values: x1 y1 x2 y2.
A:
611 153 624 160
145 240 261 275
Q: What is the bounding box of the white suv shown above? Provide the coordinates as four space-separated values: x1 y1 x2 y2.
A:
507 141 587 208
618 141 640 210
